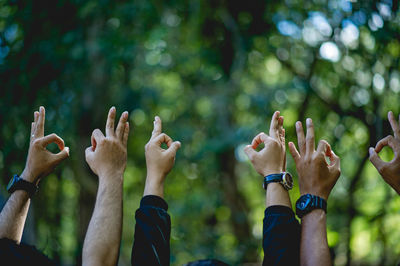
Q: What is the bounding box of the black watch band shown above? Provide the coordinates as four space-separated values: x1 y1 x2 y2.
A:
295 194 327 218
7 174 38 198
263 172 293 190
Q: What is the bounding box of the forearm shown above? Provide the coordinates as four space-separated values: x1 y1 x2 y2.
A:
83 175 123 266
0 191 30 243
266 183 291 208
300 209 331 266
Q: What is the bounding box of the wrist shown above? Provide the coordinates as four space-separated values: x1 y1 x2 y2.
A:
144 178 164 198
261 168 282 177
299 189 328 201
301 208 326 220
146 169 166 183
20 168 37 185
98 173 124 187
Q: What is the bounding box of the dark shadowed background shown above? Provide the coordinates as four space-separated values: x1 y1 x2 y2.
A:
0 0 399 265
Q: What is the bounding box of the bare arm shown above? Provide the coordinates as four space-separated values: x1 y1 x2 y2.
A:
244 111 290 208
0 107 69 243
369 111 400 194
289 118 341 266
82 107 129 266
300 209 329 266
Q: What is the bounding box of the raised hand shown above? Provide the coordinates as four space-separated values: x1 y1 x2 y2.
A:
369 111 400 194
244 111 286 176
144 116 181 197
83 107 129 266
21 106 69 184
85 107 129 179
288 118 340 200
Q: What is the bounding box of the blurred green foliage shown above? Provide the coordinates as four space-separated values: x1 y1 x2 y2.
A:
0 0 400 265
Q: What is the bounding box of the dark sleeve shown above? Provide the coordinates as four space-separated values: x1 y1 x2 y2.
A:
0 238 56 266
263 205 300 266
131 195 171 266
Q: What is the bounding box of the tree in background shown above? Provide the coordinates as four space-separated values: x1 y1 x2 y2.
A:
0 0 399 265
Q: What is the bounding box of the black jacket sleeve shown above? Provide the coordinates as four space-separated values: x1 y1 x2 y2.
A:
263 205 300 266
0 238 56 266
131 195 171 266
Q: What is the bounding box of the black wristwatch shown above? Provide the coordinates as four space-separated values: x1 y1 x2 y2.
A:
295 194 327 218
7 174 38 198
263 172 293 190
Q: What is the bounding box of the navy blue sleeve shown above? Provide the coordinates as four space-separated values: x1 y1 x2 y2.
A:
263 205 300 266
131 195 170 266
0 238 56 266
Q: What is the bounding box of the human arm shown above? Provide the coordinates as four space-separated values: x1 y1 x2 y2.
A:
0 106 69 243
369 111 400 194
288 118 341 266
82 107 129 266
131 116 180 266
244 111 290 208
244 111 300 266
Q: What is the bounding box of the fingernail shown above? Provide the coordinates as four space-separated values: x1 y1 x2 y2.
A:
65 147 70 155
296 121 301 128
306 118 311 125
369 147 373 154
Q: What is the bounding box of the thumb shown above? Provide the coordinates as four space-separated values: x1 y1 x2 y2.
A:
244 145 257 160
288 142 300 163
167 141 181 155
369 147 386 172
85 146 93 161
52 147 70 164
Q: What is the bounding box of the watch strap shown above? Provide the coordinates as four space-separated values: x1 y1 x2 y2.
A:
7 175 38 198
263 174 283 189
296 194 327 218
265 174 283 183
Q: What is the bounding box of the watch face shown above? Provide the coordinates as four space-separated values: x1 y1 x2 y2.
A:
282 172 293 189
296 194 312 210
7 175 18 191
